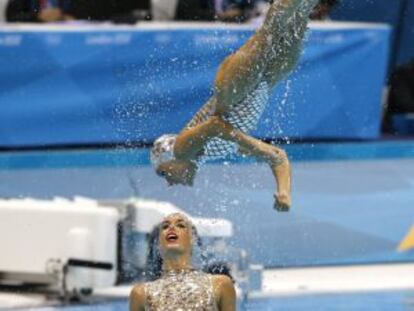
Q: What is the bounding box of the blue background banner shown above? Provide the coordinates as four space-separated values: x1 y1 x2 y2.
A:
0 23 390 147
331 0 414 66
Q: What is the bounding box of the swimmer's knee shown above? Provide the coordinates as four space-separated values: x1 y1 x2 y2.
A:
271 147 288 166
275 147 287 159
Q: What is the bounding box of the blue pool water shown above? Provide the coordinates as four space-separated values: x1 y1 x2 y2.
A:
0 141 413 267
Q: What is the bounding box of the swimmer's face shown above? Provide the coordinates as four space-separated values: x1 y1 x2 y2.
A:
159 214 193 258
156 159 197 186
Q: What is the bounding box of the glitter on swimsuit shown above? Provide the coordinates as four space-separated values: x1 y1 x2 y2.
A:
150 134 178 168
145 270 218 311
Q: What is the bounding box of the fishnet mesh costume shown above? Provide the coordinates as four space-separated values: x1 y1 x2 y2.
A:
186 81 270 163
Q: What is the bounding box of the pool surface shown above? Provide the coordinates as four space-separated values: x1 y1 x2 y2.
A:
17 290 414 311
0 142 413 267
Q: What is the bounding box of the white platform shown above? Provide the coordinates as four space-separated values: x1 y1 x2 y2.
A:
259 263 414 297
1 263 413 309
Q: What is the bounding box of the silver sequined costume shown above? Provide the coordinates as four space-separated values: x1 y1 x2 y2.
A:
186 81 271 163
144 270 218 311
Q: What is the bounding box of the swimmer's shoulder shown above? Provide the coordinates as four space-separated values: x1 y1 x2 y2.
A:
211 274 236 296
211 274 236 310
129 283 146 311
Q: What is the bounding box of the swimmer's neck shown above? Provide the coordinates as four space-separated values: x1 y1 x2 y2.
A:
162 254 193 273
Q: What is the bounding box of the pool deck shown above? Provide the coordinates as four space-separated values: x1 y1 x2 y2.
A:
261 263 414 296
1 263 414 310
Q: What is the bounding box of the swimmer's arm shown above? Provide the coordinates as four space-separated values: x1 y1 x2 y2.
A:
214 275 236 311
235 132 292 211
271 155 292 211
129 284 146 311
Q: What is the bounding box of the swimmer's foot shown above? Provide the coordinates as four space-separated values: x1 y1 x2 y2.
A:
274 192 291 212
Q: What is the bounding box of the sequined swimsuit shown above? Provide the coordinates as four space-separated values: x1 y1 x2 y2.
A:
185 81 271 163
144 270 218 311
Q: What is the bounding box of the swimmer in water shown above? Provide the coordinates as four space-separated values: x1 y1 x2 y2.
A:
129 213 236 311
151 0 320 212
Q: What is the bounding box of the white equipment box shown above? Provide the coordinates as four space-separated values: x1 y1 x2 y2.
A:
0 197 119 292
126 198 233 237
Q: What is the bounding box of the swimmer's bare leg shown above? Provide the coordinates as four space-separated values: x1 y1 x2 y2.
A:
214 0 307 114
264 1 319 86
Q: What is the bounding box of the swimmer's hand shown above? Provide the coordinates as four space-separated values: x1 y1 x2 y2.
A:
274 192 291 212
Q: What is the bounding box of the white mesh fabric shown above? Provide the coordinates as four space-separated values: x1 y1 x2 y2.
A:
189 81 270 163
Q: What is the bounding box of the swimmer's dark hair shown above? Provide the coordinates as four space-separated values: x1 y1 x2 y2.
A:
203 261 234 283
319 0 338 6
145 224 163 281
145 223 234 282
